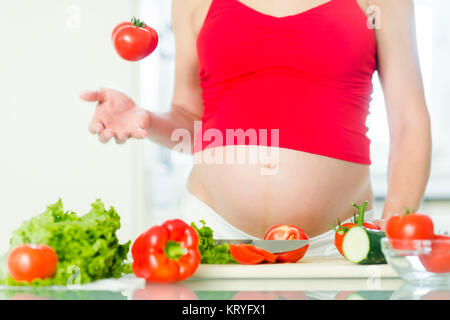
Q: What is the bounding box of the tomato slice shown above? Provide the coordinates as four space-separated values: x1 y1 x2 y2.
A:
265 225 303 240
229 244 265 265
245 245 278 263
264 225 309 263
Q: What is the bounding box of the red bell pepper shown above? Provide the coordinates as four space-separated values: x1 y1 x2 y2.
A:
131 219 201 283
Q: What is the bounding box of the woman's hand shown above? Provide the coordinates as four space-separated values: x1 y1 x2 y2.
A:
80 88 151 144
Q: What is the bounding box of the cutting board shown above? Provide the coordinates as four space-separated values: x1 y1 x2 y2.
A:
192 257 398 279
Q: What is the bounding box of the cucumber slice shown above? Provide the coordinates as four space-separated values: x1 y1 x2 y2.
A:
342 226 387 265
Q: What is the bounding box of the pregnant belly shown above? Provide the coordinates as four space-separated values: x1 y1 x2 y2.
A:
187 146 373 238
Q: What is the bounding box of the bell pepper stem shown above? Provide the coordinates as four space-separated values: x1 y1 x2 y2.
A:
164 240 188 260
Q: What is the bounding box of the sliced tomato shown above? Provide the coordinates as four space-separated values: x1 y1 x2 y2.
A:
419 235 450 273
264 225 309 263
245 245 278 263
229 244 265 265
265 224 304 240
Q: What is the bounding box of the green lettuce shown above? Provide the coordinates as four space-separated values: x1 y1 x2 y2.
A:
2 199 131 286
191 220 236 264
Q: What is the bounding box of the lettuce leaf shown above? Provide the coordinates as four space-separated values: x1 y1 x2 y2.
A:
191 220 236 264
2 199 131 286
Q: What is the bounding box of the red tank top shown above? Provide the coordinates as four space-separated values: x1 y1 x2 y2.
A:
195 0 377 164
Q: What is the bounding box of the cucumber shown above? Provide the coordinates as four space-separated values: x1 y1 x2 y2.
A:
342 226 387 265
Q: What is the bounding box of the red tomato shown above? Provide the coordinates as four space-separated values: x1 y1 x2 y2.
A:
419 235 450 273
386 213 434 250
229 244 265 265
264 225 309 263
112 17 158 61
386 213 434 239
7 244 58 283
333 222 357 256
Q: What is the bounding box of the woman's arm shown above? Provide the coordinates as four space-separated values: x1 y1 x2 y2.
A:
372 0 432 219
80 0 204 149
145 0 205 150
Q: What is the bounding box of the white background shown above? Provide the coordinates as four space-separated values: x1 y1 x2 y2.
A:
0 0 146 254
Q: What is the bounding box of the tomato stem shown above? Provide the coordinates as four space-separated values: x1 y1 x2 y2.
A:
327 224 337 232
337 226 349 235
352 201 368 226
130 16 147 28
164 241 187 260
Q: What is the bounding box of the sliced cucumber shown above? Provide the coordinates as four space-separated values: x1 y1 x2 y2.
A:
342 226 387 265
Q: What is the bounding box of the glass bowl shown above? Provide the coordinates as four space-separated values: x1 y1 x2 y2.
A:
381 237 450 286
390 282 450 300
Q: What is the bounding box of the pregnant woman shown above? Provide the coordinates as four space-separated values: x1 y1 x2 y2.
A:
80 0 431 257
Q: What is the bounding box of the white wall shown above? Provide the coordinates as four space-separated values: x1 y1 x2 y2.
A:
0 0 146 253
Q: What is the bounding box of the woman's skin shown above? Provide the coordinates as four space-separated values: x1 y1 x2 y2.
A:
80 0 431 238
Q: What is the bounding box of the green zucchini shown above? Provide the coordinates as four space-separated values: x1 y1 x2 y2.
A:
342 226 387 265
